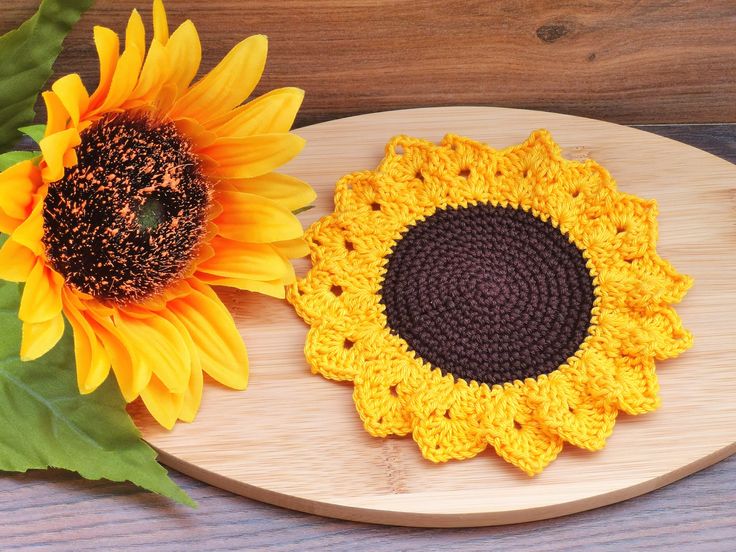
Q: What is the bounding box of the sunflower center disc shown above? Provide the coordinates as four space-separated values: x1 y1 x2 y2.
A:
42 113 210 303
379 204 596 386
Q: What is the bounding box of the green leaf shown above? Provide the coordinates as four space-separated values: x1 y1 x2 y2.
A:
0 150 39 171
0 0 93 151
18 124 46 144
0 277 195 507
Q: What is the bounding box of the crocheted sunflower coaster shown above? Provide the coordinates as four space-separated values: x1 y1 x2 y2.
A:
288 130 693 475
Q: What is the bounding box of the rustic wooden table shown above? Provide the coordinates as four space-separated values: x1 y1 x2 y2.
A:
1 1 735 549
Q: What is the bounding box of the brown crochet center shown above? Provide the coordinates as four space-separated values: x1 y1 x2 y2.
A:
379 203 596 387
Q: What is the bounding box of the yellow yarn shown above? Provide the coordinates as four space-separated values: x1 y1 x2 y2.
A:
288 130 693 475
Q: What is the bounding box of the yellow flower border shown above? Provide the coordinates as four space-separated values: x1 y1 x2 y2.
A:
288 131 693 475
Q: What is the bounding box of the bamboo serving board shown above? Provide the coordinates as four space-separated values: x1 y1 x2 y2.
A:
132 107 736 527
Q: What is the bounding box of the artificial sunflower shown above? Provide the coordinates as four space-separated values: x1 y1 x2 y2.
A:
0 0 314 428
289 131 692 475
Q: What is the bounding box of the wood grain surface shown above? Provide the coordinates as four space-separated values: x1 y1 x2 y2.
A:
3 1 736 125
0 122 733 549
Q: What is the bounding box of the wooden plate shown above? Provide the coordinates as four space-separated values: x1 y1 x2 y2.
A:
133 107 736 527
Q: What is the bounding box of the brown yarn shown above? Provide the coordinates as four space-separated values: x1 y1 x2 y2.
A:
379 203 595 386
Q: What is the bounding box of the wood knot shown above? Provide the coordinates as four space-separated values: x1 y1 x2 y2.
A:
536 22 573 43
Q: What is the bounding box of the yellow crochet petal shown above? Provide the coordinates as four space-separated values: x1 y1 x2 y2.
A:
486 386 564 476
533 371 618 451
643 304 694 359
610 355 661 415
304 317 393 382
411 379 490 461
353 360 415 438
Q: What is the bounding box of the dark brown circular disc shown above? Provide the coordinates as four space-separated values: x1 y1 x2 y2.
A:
379 203 596 386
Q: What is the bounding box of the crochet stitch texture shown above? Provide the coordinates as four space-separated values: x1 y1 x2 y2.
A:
288 131 693 475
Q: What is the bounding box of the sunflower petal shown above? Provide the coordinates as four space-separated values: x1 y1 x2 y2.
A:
89 26 120 109
94 44 144 113
19 261 64 324
228 172 316 211
168 280 248 389
0 210 21 236
195 272 286 298
272 237 310 259
64 298 111 394
0 237 37 282
125 9 145 55
20 314 64 361
197 237 292 281
178 360 203 423
164 20 201 95
205 87 304 137
51 74 90 128
42 91 69 137
126 40 166 106
215 191 304 243
115 309 191 394
40 128 81 182
140 374 184 430
91 313 146 402
152 0 169 45
202 133 305 179
170 34 267 121
158 308 203 423
0 160 40 220
173 117 216 150
9 202 44 256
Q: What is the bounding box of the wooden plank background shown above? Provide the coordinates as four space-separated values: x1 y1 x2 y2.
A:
3 0 736 125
